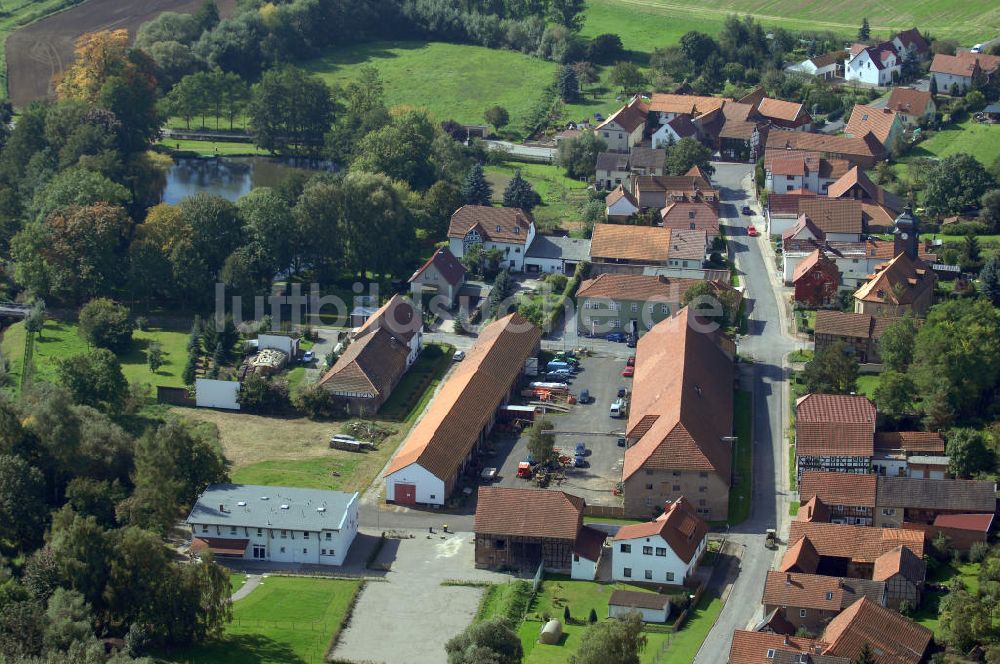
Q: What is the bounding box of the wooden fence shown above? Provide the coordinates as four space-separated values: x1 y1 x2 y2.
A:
157 385 195 407
583 504 626 519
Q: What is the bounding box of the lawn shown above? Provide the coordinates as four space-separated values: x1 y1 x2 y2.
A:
167 576 361 664
856 374 880 398
378 343 454 422
582 0 998 46
517 576 682 664
906 119 1000 168
229 573 247 594
304 41 559 136
913 560 982 637
650 592 723 663
728 390 753 526
484 163 591 233
1 318 191 391
156 138 266 156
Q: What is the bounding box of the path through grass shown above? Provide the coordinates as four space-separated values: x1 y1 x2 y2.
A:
728 390 753 525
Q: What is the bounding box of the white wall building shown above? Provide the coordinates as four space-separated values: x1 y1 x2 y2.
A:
186 484 359 566
611 498 707 585
607 589 672 623
845 44 899 86
447 205 536 272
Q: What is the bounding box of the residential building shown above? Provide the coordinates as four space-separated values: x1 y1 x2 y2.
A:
714 102 768 161
595 96 648 152
318 294 421 416
885 88 936 126
930 51 1000 93
874 476 997 528
792 249 840 307
384 313 540 505
622 307 735 520
608 590 671 623
845 105 904 153
826 166 905 233
799 472 877 526
409 247 466 307
589 225 725 281
523 235 590 275
820 597 932 664
447 205 536 272
739 87 813 130
845 42 900 86
762 571 886 633
872 431 946 478
647 93 727 123
872 546 925 609
795 394 876 479
612 497 708 585
629 146 667 176
651 114 698 147
632 173 717 209
728 631 844 664
767 195 864 241
764 150 849 194
891 28 931 62
473 487 604 579
782 522 925 579
576 273 733 336
605 185 640 220
787 51 844 79
767 191 817 237
187 484 359 566
813 311 898 363
766 131 884 169
660 200 720 236
854 252 936 317
596 152 630 190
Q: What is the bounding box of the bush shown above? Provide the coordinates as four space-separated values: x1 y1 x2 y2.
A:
968 541 990 563
78 298 134 353
293 382 343 419
238 373 290 414
547 273 568 293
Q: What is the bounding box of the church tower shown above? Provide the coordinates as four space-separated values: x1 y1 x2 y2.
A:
893 205 919 260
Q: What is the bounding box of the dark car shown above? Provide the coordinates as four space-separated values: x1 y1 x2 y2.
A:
741 205 753 215
617 386 628 398
605 332 626 343
626 335 637 348
617 437 626 447
579 389 591 404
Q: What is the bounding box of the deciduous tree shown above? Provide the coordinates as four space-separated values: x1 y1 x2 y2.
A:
803 339 858 394
484 106 510 132
609 61 646 94
0 454 47 554
665 137 715 176
569 610 646 664
57 349 128 413
249 66 335 156
527 418 556 465
78 298 134 353
558 131 606 179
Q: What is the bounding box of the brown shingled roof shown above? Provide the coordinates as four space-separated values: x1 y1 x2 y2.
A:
797 198 864 236
854 252 937 306
766 131 882 161
448 205 533 244
787 522 925 563
613 497 708 563
474 487 583 541
660 201 720 235
792 249 836 284
728 630 830 664
886 88 933 117
821 598 932 664
608 589 670 611
574 525 606 561
872 546 926 585
605 184 639 209
758 97 807 123
874 431 944 454
577 273 708 303
410 247 466 286
810 51 844 68
763 571 886 612
795 394 876 457
590 224 670 262
623 307 734 480
385 313 540 480
877 476 997 512
799 471 877 508
648 93 727 116
596 96 649 133
814 310 877 339
931 51 1000 77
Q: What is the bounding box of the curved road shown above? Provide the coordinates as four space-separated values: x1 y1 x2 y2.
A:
693 163 804 663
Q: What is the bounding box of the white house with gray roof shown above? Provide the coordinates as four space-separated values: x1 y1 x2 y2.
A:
186 484 359 566
524 235 592 275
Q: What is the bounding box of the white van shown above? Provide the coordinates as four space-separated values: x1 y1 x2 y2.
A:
609 398 625 418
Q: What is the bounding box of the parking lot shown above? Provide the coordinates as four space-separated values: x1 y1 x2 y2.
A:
491 353 631 506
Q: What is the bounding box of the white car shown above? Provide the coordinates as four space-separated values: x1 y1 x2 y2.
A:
302 350 314 363
971 44 984 53
453 350 466 361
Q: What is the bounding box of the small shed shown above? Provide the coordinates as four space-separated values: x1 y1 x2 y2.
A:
538 620 563 645
607 589 671 623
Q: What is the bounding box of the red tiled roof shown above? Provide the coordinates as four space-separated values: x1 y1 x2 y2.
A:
798 198 864 236
872 545 926 585
886 88 933 117
660 201 720 235
666 115 698 138
771 156 807 177
766 131 883 161
590 224 670 262
577 273 711 303
792 249 837 284
474 487 583 541
846 105 900 147
624 308 734 480
780 535 820 573
782 215 825 242
764 149 819 175
728 630 829 664
854 252 936 305
410 247 466 286
874 431 943 454
448 205 533 245
386 313 540 480
597 96 649 133
613 497 708 563
758 97 807 123
763 571 886 612
796 495 830 523
810 51 844 68
191 537 248 556
769 192 816 216
933 513 995 533
799 471 876 508
931 51 1000 77
606 184 639 209
821 598 932 664
787 522 925 563
795 394 876 457
648 93 727 116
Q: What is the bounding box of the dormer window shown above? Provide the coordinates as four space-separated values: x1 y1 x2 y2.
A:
514 227 520 234
496 224 501 233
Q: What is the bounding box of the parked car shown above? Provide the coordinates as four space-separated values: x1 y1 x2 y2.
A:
575 442 587 456
594 112 604 121
972 43 984 53
574 455 587 468
480 467 498 482
741 205 752 215
617 386 628 398
578 389 591 404
544 373 570 383
626 335 637 348
302 350 315 363
622 365 634 377
606 332 626 343
747 224 758 237
610 398 625 418
453 350 466 361
617 436 626 447
517 462 532 479
626 356 635 367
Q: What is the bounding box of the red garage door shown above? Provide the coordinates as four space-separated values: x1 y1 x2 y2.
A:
395 483 416 505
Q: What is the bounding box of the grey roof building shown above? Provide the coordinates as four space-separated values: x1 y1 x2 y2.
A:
525 235 592 275
187 484 359 532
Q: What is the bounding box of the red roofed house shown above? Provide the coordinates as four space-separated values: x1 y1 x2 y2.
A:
886 88 936 126
660 200 720 236
795 394 876 480
474 486 605 579
928 513 995 552
612 496 709 585
622 307 735 520
728 631 838 664
821 597 932 664
931 51 1000 94
739 87 813 131
384 313 540 506
318 294 421 416
783 521 925 579
845 105 905 154
799 471 877 526
595 96 649 152
409 247 466 307
792 249 840 307
447 205 536 272
762 570 887 634
872 545 925 609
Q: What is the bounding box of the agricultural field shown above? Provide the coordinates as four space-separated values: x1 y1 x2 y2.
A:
582 0 999 51
0 318 190 389
0 0 80 99
4 0 237 106
168 576 362 664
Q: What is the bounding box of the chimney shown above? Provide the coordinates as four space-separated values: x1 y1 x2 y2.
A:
786 573 792 585
219 504 225 513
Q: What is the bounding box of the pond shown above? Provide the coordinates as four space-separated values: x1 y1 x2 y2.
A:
161 156 335 204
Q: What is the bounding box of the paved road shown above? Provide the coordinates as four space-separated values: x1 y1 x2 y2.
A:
693 163 803 663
